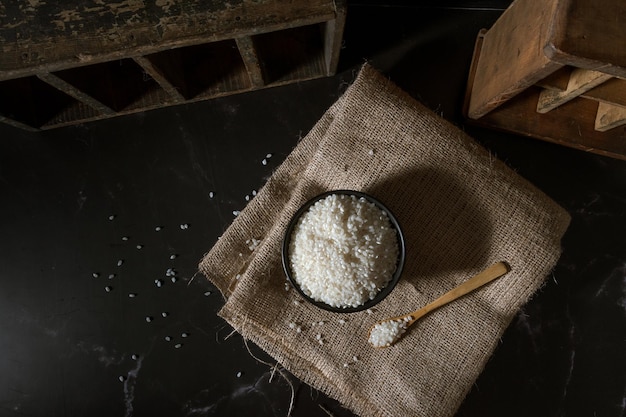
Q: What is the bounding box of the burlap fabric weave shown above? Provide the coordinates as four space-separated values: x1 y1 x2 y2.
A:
199 64 571 417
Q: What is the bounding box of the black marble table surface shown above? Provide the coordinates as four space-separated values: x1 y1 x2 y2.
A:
1 2 624 416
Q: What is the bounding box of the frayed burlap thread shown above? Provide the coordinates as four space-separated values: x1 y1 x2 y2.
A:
199 64 570 417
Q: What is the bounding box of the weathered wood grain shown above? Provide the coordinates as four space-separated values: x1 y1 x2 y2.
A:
536 69 612 113
235 36 266 88
547 0 626 79
581 77 626 108
36 71 116 115
595 102 626 132
133 55 185 102
323 0 346 76
467 0 562 119
254 24 326 85
535 66 572 91
0 0 337 80
465 0 626 159
468 86 626 161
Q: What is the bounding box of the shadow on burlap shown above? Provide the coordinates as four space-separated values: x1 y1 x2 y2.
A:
199 64 570 417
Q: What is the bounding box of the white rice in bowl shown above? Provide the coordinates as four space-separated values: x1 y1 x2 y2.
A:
288 193 399 309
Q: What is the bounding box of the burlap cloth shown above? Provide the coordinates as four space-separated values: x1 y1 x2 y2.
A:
199 64 570 417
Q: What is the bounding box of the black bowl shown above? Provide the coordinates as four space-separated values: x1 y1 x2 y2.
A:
281 190 405 313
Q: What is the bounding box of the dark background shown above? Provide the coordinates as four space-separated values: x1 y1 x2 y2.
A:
1 1 625 416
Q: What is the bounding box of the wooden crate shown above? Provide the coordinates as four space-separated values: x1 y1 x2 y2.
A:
0 0 346 131
464 0 626 160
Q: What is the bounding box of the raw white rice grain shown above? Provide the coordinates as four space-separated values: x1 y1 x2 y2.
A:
246 238 261 251
288 194 398 308
368 317 411 348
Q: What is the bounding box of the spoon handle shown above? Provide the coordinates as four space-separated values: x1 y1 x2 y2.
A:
406 261 510 325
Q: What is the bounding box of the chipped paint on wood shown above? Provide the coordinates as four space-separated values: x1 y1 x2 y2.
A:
155 0 177 14
0 0 345 131
1 0 337 78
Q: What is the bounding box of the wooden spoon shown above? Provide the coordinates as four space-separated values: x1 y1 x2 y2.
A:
368 261 510 348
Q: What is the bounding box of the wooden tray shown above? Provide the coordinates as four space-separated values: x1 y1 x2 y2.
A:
0 0 346 130
464 0 626 161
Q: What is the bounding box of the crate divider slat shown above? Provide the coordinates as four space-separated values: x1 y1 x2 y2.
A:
235 36 266 88
36 72 116 116
133 56 186 103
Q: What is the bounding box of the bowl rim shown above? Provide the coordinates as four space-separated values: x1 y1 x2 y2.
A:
281 189 406 313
